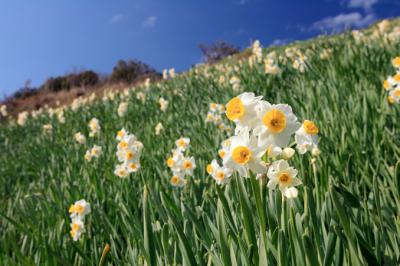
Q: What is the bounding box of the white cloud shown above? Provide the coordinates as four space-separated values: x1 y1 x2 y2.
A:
347 0 378 11
311 12 376 32
141 16 157 28
270 39 291 46
110 14 124 24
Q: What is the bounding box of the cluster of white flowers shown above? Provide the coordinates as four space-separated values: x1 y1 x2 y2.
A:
251 40 263 62
88 118 101 137
166 137 196 187
159 97 169 112
68 199 90 241
74 132 86 144
0 105 8 117
208 92 320 198
205 103 232 134
319 48 333 60
84 145 102 161
162 68 176 79
42 124 53 135
17 111 29 126
383 57 400 104
114 128 143 178
264 52 280 74
136 91 146 103
117 101 129 117
229 76 240 91
155 122 163 135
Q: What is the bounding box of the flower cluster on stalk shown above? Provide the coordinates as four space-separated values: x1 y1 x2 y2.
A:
68 199 90 241
166 137 196 187
207 92 320 198
114 128 143 178
383 56 400 104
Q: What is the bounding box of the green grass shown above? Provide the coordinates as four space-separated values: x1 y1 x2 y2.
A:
1 21 400 265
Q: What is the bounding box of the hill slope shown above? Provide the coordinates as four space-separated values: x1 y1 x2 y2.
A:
0 19 400 265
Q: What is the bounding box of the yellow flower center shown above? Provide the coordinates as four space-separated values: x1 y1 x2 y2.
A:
75 205 84 214
70 230 76 237
170 175 181 185
232 146 251 165
216 171 225 180
117 130 124 138
394 90 400 97
129 163 137 170
278 172 292 185
118 141 128 150
218 150 226 158
303 120 319 135
394 74 400 82
388 96 395 104
177 139 186 147
183 160 193 169
68 205 75 213
226 97 245 120
263 109 286 133
71 222 80 231
167 157 174 168
206 164 213 174
126 151 135 160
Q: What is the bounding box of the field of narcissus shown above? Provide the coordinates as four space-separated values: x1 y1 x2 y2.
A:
1 19 400 265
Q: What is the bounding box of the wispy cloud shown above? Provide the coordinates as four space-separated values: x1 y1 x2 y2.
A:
141 16 157 28
311 12 376 32
110 14 124 24
346 0 378 11
270 38 291 46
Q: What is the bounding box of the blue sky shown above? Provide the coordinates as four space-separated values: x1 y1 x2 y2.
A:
0 0 399 96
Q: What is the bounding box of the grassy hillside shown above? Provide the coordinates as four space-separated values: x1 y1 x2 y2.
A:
0 19 400 265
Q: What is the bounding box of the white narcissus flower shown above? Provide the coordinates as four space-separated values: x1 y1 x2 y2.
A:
114 164 130 178
295 120 319 154
181 156 196 176
88 118 100 137
229 76 240 91
70 218 85 241
169 68 175 78
90 145 102 158
116 128 127 141
159 97 169 112
170 173 185 187
155 123 163 135
118 102 128 117
225 92 262 129
57 111 65 124
282 147 295 160
255 101 300 148
42 124 52 134
74 132 86 144
17 111 29 126
207 159 233 185
175 137 190 152
136 92 146 103
267 160 302 198
69 199 91 220
223 127 267 177
392 56 400 69
388 87 400 104
0 105 7 117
